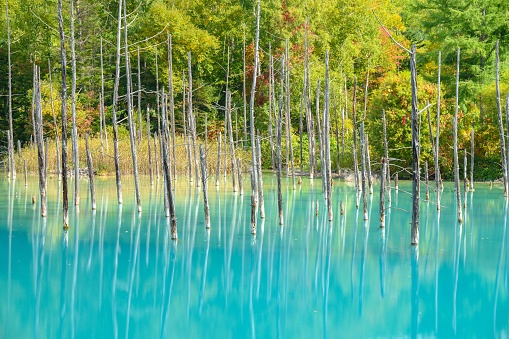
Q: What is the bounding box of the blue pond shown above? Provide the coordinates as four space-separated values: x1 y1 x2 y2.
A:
0 176 508 338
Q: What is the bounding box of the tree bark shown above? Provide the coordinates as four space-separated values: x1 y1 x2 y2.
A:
250 170 256 235
168 34 177 181
70 0 80 206
352 77 360 192
215 132 221 186
147 107 153 186
199 145 210 229
237 158 244 195
226 90 237 191
85 134 96 210
410 45 420 244
496 41 508 196
188 52 200 186
379 158 386 228
360 123 368 220
34 66 46 217
277 56 284 225
256 134 265 218
137 47 143 145
453 47 463 222
57 0 69 229
470 127 475 191
324 50 332 221
161 103 177 239
124 0 141 212
435 52 441 209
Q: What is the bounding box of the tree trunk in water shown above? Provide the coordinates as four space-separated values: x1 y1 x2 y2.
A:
237 159 244 195
410 45 420 244
100 38 108 153
495 41 508 196
49 58 60 177
168 34 177 181
268 49 276 171
324 51 332 221
85 134 96 210
147 107 153 186
249 0 261 203
124 0 141 212
360 123 368 220
453 47 463 222
366 134 373 194
6 0 15 179
70 0 80 206
199 145 210 229
379 158 386 228
34 66 46 217
425 161 429 201
250 170 256 235
58 0 69 229
137 47 142 145
24 159 27 187
470 127 475 191
277 56 284 226
256 134 265 218
188 52 200 186
154 132 159 179
161 112 178 239
111 0 123 205
215 133 221 186
352 77 360 192
463 149 467 208
226 90 237 192
435 52 441 209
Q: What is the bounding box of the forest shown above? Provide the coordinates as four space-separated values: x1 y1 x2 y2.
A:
1 0 509 181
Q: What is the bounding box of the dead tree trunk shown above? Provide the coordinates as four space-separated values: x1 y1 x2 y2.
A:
256 134 265 218
199 145 210 229
366 134 373 194
137 47 142 145
379 158 386 228
453 47 463 222
470 127 475 191
168 34 177 181
124 0 142 212
226 90 237 191
410 45 420 244
435 52 441 209
352 77 360 192
277 56 284 226
100 37 108 153
268 48 276 170
111 0 123 205
324 50 332 221
305 43 314 179
161 105 178 239
243 29 247 148
250 170 256 235
463 148 467 208
215 133 221 186
6 0 15 178
425 161 429 201
237 159 244 195
24 159 27 187
58 0 69 229
496 41 508 196
70 0 79 206
182 71 192 180
360 123 368 220
188 52 200 186
85 134 96 210
34 66 46 217
249 0 261 203
147 107 154 186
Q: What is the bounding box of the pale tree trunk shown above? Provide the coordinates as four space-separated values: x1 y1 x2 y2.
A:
324 51 332 221
137 47 142 145
168 35 177 181
470 127 474 191
249 0 261 203
379 158 386 228
70 0 80 206
123 0 141 212
243 28 247 148
147 107 153 186
100 37 108 153
410 45 420 244
256 134 265 218
268 48 276 170
188 52 200 186
277 56 284 225
237 159 244 195
496 41 508 196
85 134 96 210
435 52 441 209
6 0 15 178
161 100 177 239
250 170 256 235
226 90 237 191
352 77 360 192
215 133 221 186
57 0 69 229
453 47 462 222
34 66 46 217
111 0 123 205
360 123 368 220
199 145 210 229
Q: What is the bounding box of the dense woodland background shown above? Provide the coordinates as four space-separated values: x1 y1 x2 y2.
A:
1 0 509 180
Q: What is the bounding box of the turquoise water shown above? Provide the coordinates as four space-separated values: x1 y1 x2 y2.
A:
1 175 508 338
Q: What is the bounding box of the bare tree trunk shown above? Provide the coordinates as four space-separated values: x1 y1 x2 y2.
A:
168 34 177 181
304 42 314 179
85 134 96 210
243 28 247 148
453 47 463 222
226 90 237 191
70 0 80 206
215 132 221 186
188 52 200 186
124 0 141 212
249 0 261 203
146 107 153 186
24 159 27 187
277 56 284 225
425 161 429 201
315 80 324 191
334 95 340 176
470 127 474 191
366 134 373 194
161 102 177 239
182 71 192 181
237 159 244 195
324 51 332 221
6 0 15 178
256 134 265 218
410 45 421 244
285 39 290 177
360 123 368 220
34 66 46 217
463 149 467 208
286 40 296 190
250 170 256 235
100 37 108 153
435 52 441 209
58 0 69 229
111 0 123 205
379 158 386 228
352 77 360 192
268 48 276 170
154 132 159 179
137 47 142 145
496 41 508 196
199 145 210 229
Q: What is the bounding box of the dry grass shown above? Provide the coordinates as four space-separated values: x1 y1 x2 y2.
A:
16 133 251 177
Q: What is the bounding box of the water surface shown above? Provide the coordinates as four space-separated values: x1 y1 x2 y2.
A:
1 176 508 338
